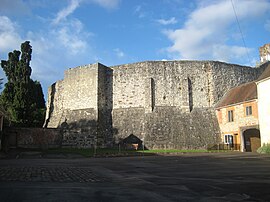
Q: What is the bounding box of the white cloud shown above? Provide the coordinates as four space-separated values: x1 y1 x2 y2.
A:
163 0 270 63
0 2 94 97
0 0 120 97
114 48 124 58
212 44 251 62
53 0 81 24
27 25 95 95
51 0 93 55
0 16 22 52
52 19 91 55
90 0 121 9
157 17 177 25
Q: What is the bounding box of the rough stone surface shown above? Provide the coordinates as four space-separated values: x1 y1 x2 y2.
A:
44 60 265 149
5 128 62 149
60 108 97 148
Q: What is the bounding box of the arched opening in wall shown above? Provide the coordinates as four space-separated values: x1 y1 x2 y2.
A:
243 128 261 152
120 134 144 150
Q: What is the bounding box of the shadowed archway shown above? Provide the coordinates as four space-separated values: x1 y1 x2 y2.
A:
243 128 261 152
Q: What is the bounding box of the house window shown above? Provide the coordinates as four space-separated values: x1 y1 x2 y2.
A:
228 110 234 122
224 134 234 145
246 106 252 116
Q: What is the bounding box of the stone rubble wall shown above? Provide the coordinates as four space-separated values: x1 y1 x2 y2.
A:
5 128 62 149
97 64 113 147
62 64 98 111
44 64 99 129
210 62 265 103
60 108 97 148
112 107 220 150
44 60 265 149
44 80 64 128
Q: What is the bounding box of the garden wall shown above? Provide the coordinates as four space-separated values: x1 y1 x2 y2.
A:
5 128 62 149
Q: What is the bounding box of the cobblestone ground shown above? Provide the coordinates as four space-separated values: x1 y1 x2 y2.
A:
0 167 105 183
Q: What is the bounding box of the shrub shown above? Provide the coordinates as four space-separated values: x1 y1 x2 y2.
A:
257 144 270 154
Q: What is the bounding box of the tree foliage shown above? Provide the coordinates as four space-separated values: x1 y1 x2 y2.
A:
0 41 45 127
0 78 3 89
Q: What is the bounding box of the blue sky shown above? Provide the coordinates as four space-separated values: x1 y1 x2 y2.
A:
0 0 270 99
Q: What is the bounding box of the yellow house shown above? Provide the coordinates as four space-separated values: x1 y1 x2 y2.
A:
215 63 270 152
215 82 260 152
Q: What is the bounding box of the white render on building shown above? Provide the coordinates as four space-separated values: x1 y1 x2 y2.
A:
256 77 270 145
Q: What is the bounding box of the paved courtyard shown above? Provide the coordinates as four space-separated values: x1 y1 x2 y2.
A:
0 152 270 201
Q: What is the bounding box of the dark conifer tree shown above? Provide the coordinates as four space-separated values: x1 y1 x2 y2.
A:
0 41 45 127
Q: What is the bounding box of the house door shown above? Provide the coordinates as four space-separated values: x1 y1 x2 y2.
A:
243 129 261 152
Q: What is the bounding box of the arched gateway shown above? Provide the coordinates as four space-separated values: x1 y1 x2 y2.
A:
243 129 261 152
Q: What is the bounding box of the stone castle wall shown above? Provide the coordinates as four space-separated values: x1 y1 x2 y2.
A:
44 60 264 149
45 64 99 128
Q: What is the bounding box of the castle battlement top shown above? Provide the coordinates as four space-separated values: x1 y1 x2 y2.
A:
110 60 253 69
62 60 255 77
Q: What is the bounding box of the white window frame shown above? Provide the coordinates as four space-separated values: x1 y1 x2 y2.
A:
224 134 234 145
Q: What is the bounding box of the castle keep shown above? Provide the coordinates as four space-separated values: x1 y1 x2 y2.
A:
44 60 265 149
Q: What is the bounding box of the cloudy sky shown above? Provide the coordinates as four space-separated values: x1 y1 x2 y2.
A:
0 0 270 99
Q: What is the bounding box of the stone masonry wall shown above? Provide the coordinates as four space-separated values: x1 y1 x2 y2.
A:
97 63 113 147
44 80 64 128
44 64 100 148
209 62 264 104
112 107 220 149
217 100 259 136
45 64 99 128
112 61 262 110
6 128 62 149
112 61 211 110
110 61 263 149
45 60 265 149
62 64 98 111
60 108 97 148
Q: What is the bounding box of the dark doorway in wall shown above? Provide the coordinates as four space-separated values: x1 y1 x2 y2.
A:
121 134 143 150
243 129 261 152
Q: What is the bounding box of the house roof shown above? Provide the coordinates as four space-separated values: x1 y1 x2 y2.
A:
215 82 257 108
215 63 270 109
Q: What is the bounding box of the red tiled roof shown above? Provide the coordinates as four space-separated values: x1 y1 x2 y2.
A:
215 63 270 109
215 82 257 108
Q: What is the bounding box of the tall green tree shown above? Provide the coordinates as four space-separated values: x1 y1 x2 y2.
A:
0 41 45 127
0 78 3 89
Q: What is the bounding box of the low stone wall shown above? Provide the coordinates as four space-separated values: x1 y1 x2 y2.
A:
5 128 62 149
